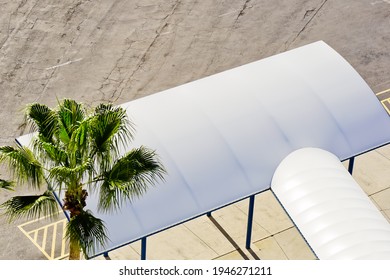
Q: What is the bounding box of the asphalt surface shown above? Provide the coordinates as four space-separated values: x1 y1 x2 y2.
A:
0 0 389 260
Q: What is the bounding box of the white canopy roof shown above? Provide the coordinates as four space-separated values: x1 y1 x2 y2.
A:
271 147 390 259
17 41 390 258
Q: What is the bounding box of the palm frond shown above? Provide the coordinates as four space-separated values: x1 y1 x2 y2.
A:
0 178 14 191
65 210 108 258
32 138 69 166
0 190 58 222
89 104 133 159
96 180 123 212
25 103 58 143
57 99 86 144
68 119 89 155
48 159 92 188
97 146 165 212
0 146 44 189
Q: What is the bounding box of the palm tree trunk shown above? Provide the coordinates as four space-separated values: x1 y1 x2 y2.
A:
68 211 81 260
64 187 85 260
69 237 81 260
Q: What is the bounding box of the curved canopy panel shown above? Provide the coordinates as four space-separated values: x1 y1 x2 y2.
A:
271 147 390 259
17 41 390 258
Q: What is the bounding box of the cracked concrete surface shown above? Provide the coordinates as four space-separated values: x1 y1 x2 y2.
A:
0 0 389 259
284 0 329 49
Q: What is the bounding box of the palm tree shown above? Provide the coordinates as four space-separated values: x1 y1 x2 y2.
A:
0 99 165 260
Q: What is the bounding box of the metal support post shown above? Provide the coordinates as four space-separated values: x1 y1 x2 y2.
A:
246 195 255 249
103 252 109 258
207 211 212 217
52 190 70 221
348 157 355 175
141 237 147 260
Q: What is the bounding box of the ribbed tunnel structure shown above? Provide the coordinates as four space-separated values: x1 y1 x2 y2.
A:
271 147 390 259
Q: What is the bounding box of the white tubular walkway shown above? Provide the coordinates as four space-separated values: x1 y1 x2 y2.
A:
271 148 390 260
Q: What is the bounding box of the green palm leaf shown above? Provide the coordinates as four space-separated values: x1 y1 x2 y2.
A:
65 210 108 258
68 119 89 155
57 99 86 144
97 146 165 211
90 104 133 159
0 190 58 222
25 103 58 143
0 178 14 191
32 138 69 166
0 146 44 189
49 159 93 189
